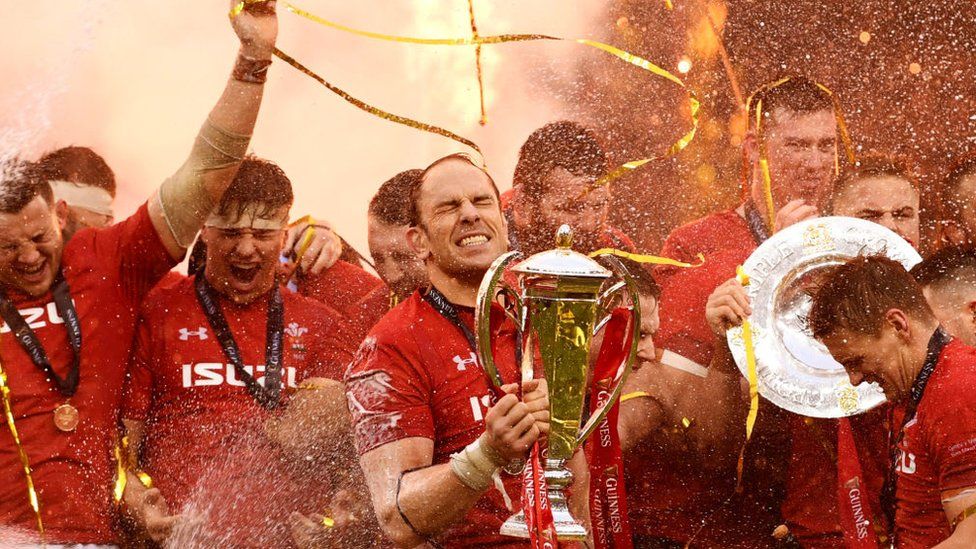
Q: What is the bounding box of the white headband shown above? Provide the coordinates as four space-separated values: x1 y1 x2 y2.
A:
49 180 114 217
204 204 288 230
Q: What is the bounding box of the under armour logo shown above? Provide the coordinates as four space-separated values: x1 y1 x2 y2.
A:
179 327 209 341
285 322 308 338
453 352 478 371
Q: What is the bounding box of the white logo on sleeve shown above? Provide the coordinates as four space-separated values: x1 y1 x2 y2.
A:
453 352 478 371
179 327 209 341
285 322 308 337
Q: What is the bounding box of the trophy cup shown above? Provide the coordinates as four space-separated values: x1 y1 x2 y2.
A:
475 224 641 540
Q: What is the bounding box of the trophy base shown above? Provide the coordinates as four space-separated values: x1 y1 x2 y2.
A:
498 503 589 541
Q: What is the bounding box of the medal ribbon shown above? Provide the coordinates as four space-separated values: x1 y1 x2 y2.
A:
194 275 285 410
0 270 82 398
584 308 634 549
882 327 950 542
837 417 881 548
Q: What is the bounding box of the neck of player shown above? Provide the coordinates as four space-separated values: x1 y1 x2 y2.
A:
427 265 482 308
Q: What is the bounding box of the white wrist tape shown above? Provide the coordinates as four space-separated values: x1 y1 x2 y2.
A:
449 435 505 492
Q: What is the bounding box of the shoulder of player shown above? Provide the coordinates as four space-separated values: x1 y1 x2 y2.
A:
358 293 427 348
929 340 976 394
138 273 194 315
663 209 742 247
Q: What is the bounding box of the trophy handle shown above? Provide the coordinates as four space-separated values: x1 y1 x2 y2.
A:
575 255 642 446
475 251 524 389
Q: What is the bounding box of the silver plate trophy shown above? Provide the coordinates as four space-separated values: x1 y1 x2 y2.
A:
726 217 922 418
475 225 640 540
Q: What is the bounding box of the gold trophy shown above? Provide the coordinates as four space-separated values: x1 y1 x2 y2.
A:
475 225 640 540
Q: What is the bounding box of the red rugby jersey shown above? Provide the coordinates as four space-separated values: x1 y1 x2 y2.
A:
122 275 355 546
0 204 174 543
297 259 386 339
345 290 527 548
894 339 976 548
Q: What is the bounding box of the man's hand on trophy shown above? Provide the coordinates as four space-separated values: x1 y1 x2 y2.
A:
522 378 550 436
230 0 278 60
705 277 752 338
483 385 543 465
773 198 819 233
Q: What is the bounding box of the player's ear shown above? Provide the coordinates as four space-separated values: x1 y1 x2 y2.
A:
55 199 69 230
406 225 431 261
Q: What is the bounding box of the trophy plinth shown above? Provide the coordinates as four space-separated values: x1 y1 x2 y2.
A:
498 460 588 541
475 225 641 542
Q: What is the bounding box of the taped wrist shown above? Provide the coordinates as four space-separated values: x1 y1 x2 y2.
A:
449 434 506 492
157 117 251 248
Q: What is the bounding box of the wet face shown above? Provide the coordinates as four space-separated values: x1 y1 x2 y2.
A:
0 196 65 297
762 108 837 211
922 285 976 347
519 167 608 254
820 322 913 401
62 204 114 240
201 205 288 304
408 159 508 284
833 176 920 248
636 295 660 365
367 216 426 297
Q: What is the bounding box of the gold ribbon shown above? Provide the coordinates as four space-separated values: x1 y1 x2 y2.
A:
258 1 699 187
0 365 44 540
620 390 651 403
734 265 759 491
467 0 488 126
114 435 154 504
589 248 705 268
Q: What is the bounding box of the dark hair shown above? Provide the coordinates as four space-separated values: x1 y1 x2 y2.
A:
369 169 423 226
615 258 661 299
830 154 918 211
216 156 294 222
941 154 976 224
409 153 499 227
748 77 836 135
808 255 934 339
0 159 53 214
910 245 976 290
37 146 116 196
512 121 607 204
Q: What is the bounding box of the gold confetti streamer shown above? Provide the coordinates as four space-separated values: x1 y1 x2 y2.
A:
589 248 705 268
269 1 699 190
0 365 44 540
467 0 488 126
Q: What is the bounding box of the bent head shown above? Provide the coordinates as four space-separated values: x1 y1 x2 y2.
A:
511 121 609 254
0 161 66 297
201 157 293 304
809 255 938 401
747 78 839 213
367 169 427 297
941 155 976 247
406 154 507 287
831 155 920 248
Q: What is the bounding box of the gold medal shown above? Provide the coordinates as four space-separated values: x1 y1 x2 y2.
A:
53 403 79 432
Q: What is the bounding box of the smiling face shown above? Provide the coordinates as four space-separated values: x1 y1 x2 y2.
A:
407 158 508 286
201 204 289 304
833 175 920 248
758 108 838 211
0 196 66 297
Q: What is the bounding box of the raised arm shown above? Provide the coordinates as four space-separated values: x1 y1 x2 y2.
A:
147 0 278 260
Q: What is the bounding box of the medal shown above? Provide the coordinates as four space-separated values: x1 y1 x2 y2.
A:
0 271 83 434
53 402 80 432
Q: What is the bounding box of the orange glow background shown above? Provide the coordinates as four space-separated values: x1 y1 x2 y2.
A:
0 1 612 258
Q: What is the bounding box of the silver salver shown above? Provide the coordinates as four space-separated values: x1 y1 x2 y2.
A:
726 217 922 418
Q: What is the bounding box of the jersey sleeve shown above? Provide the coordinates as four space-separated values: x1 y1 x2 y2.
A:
70 202 177 304
927 366 976 493
344 333 435 455
297 260 384 318
121 309 158 422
